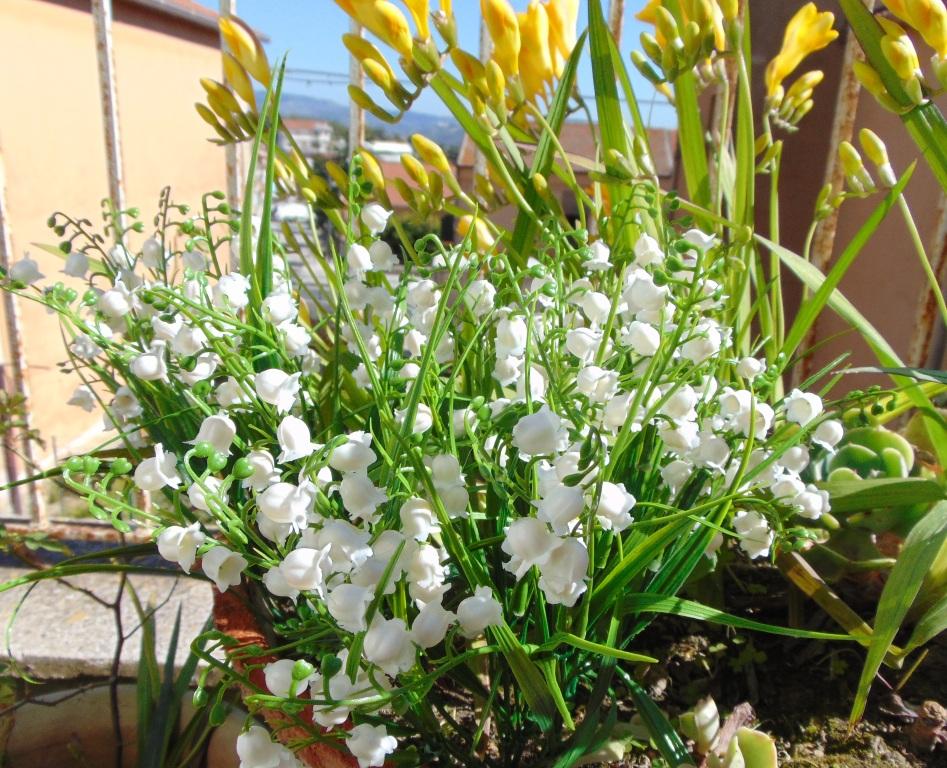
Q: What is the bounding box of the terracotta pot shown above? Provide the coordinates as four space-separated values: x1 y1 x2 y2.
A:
212 586 359 768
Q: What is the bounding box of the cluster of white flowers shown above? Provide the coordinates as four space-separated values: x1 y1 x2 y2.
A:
9 207 848 768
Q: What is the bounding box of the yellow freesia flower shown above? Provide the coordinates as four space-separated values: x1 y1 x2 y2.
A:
335 0 414 58
884 0 947 58
518 2 554 99
764 3 838 97
636 0 726 53
879 16 922 80
219 17 270 86
404 0 430 40
482 0 521 76
545 0 579 75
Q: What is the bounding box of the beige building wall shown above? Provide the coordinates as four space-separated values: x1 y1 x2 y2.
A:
0 0 227 468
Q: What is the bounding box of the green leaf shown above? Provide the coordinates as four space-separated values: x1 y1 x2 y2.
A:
851 501 947 722
905 589 947 652
779 165 912 363
509 30 587 260
822 477 945 513
624 594 856 642
490 623 557 729
735 728 778 768
759 231 947 470
673 70 710 207
624 676 692 767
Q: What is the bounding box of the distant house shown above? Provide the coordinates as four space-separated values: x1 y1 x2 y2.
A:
364 140 415 163
280 118 336 158
456 122 678 227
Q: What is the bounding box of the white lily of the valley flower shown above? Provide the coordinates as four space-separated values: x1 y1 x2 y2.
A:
681 320 722 364
236 725 292 768
812 419 844 450
395 403 433 434
276 415 316 463
328 431 376 473
182 250 207 271
141 237 165 268
502 517 561 579
151 314 183 342
683 228 717 251
98 288 130 319
62 251 89 278
133 444 181 491
326 583 373 633
262 566 300 600
457 586 503 637
411 599 456 648
369 239 397 270
538 537 589 607
262 292 297 325
10 256 44 284
633 232 665 266
737 356 765 379
585 239 612 271
187 476 222 512
212 272 250 310
360 203 392 235
347 243 373 275
795 484 831 520
312 519 373 573
346 723 398 768
216 376 252 409
254 369 301 413
623 321 660 356
263 658 317 699
400 497 438 541
495 316 528 358
156 523 205 572
130 342 168 382
242 450 280 492
535 482 585 534
188 413 236 455
595 482 636 532
279 545 333 594
732 510 774 559
784 389 823 426
565 327 601 362
68 385 96 412
257 482 313 530
339 471 387 524
364 617 415 675
512 405 565 457
201 546 247 592
465 279 496 317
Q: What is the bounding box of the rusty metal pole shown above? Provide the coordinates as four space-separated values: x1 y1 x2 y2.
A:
91 0 126 227
219 0 241 213
609 0 626 48
794 3 873 385
0 149 44 522
909 195 947 366
348 20 365 162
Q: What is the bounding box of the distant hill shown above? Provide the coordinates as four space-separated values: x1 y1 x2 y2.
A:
271 92 465 150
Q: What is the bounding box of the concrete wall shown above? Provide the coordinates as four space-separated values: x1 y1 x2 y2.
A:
0 0 227 466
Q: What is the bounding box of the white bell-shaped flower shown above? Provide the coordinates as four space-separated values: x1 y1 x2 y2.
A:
812 419 844 451
732 510 774 559
347 243 373 275
279 545 333 594
130 342 169 382
360 203 392 235
187 476 222 513
262 566 299 600
736 356 765 379
794 484 831 520
62 251 89 278
133 444 181 491
457 586 503 637
201 546 247 592
501 517 561 579
369 240 398 271
495 316 528 358
411 599 456 648
10 256 44 284
257 482 312 530
363 617 415 675
465 279 496 318
585 239 612 271
68 385 96 412
633 232 665 266
512 405 565 457
535 483 584 535
263 658 316 699
188 413 236 455
400 497 438 541
311 519 373 574
784 389 823 426
623 321 660 356
595 482 636 532
242 450 280 491
276 415 316 463
538 537 589 607
156 522 205 572
564 327 601 362
345 723 398 768
328 431 376 473
395 403 433 435
212 272 251 310
681 320 722 364
339 471 387 524
579 291 612 326
253 369 301 414
236 725 286 768
172 325 207 356
326 583 373 633
262 292 297 325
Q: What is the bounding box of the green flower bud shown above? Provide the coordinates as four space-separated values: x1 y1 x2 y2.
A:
110 458 133 476
65 456 85 473
231 457 254 480
192 441 214 459
207 452 228 473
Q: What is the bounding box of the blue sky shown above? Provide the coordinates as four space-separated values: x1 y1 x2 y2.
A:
198 1 675 127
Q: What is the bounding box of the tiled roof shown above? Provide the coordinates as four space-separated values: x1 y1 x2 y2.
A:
122 0 219 30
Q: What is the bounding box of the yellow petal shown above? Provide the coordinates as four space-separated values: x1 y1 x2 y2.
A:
482 0 521 76
764 3 838 96
404 0 430 40
518 2 553 98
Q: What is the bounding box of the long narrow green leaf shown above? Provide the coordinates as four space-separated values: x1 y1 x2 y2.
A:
851 501 947 722
625 594 857 642
673 71 710 207
759 233 947 469
905 591 947 652
822 477 945 513
256 61 287 304
509 31 587 260
624 677 692 766
781 165 913 362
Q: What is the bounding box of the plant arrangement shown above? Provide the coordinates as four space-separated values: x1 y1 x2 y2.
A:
2 1 947 767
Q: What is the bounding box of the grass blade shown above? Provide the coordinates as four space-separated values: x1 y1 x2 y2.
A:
822 477 945 514
851 501 947 722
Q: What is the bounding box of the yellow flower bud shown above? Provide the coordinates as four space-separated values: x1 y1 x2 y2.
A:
518 2 554 99
451 49 487 90
718 0 740 22
404 0 430 40
411 134 451 176
195 103 234 142
482 0 521 76
401 153 430 189
222 53 256 109
785 69 824 102
879 16 922 81
348 85 399 121
343 34 396 80
325 161 350 192
839 141 874 193
357 149 390 205
201 79 243 120
336 0 414 58
457 215 496 250
858 128 889 166
765 3 838 97
219 17 270 86
884 0 947 58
